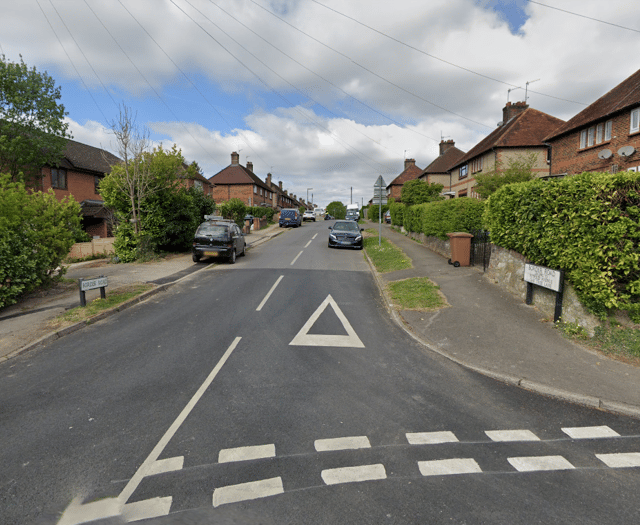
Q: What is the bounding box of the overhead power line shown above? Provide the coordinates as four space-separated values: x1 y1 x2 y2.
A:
528 1 640 34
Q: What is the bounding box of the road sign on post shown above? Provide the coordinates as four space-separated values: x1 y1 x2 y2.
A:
373 176 387 246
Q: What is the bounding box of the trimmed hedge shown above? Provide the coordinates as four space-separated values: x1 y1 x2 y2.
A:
414 198 485 240
483 172 640 320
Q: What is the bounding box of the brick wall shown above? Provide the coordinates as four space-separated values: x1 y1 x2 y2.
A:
211 184 273 206
42 167 101 202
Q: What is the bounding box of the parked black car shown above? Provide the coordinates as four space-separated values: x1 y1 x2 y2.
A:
192 219 246 264
328 220 364 249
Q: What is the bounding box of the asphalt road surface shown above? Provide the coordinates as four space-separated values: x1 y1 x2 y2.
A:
1 221 640 524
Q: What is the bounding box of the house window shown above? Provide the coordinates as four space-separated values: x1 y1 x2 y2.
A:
254 185 257 194
194 180 203 191
94 176 102 193
470 157 483 173
260 188 263 196
605 120 612 141
631 108 640 133
580 130 587 149
459 165 468 179
596 123 603 144
51 168 67 189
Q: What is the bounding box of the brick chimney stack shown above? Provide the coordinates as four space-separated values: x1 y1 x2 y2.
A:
231 151 239 165
404 158 416 171
439 139 455 156
502 101 528 124
279 181 283 191
266 173 272 186
246 161 253 172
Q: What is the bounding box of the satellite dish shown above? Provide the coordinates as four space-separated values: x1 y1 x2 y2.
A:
618 146 636 157
598 149 612 159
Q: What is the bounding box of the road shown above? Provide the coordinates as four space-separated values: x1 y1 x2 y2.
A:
1 220 639 524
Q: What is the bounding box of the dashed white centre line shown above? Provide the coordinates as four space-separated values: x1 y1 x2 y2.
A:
256 275 284 311
213 477 284 507
304 240 313 248
312 233 318 239
315 436 371 452
418 458 482 477
290 250 303 265
218 444 276 464
562 426 620 439
406 431 459 445
508 455 575 472
485 429 540 442
321 464 387 485
596 452 640 468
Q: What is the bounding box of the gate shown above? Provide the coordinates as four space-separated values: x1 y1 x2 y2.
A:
470 229 491 271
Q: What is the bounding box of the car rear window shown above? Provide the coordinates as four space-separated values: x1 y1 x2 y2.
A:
197 224 228 237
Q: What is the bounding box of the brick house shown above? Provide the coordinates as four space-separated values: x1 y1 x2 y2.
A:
544 69 640 176
386 158 423 202
208 152 275 207
448 102 565 197
39 139 121 238
179 164 214 196
419 140 466 197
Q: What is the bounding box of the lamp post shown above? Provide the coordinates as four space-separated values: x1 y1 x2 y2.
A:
307 188 313 207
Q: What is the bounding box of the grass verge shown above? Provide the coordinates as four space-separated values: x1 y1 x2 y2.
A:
363 234 412 273
50 283 155 327
387 277 447 310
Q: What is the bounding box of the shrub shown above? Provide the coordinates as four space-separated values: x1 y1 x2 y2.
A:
217 198 247 226
483 172 640 320
0 173 81 307
417 198 485 240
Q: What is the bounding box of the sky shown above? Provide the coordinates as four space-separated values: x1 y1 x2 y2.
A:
1 0 639 208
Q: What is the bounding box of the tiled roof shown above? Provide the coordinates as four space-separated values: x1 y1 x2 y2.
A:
60 139 121 173
422 146 466 174
208 164 272 191
545 68 640 141
452 108 564 169
387 163 423 188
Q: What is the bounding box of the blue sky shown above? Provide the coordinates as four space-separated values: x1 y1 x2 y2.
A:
2 0 638 207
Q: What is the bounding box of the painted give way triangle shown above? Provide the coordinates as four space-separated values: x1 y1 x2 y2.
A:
289 295 365 348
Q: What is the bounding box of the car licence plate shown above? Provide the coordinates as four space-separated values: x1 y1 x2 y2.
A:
204 251 219 256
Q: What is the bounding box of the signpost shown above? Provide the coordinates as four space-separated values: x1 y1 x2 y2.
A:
373 176 387 246
78 276 108 307
524 263 564 322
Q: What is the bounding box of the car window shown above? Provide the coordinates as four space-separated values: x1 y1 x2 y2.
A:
333 222 358 231
197 224 228 237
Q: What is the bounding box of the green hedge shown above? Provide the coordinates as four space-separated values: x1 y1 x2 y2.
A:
413 198 485 240
483 172 640 320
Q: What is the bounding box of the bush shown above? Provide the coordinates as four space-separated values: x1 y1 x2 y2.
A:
218 198 247 226
247 206 276 222
483 172 640 320
415 198 485 240
0 173 81 307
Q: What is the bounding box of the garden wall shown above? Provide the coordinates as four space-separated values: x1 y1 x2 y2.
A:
68 237 115 259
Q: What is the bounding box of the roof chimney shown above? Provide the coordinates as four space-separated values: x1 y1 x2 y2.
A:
230 151 239 165
279 181 283 191
266 173 272 186
502 101 528 125
404 158 416 171
246 161 253 172
439 140 455 156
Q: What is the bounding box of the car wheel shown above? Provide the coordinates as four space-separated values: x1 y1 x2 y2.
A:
192 253 201 263
240 242 246 256
229 249 236 264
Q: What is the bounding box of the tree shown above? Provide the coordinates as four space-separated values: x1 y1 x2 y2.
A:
474 153 537 199
326 201 346 219
0 55 72 184
401 179 444 206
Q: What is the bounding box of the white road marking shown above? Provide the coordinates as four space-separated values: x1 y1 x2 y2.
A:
305 240 313 248
122 497 173 522
508 455 575 472
315 436 371 452
58 497 121 525
290 250 303 265
212 477 284 507
147 457 184 476
312 233 318 239
596 452 640 468
218 444 276 463
289 294 365 347
256 275 284 311
561 425 620 439
117 338 242 506
321 464 387 485
485 429 540 442
406 431 459 445
418 458 482 476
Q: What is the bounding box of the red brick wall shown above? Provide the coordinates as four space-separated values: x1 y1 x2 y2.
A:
550 112 640 175
211 184 273 206
41 167 101 202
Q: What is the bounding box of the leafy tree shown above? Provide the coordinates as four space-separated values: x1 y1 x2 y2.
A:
474 153 537 199
401 179 444 206
0 55 72 184
0 173 80 307
326 201 346 219
218 198 247 226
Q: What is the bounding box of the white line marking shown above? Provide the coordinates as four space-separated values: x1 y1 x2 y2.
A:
596 452 640 468
508 455 575 472
312 233 318 239
118 337 242 506
122 497 173 522
212 477 284 507
147 456 184 476
58 497 121 525
218 444 276 463
290 250 303 265
289 294 365 348
321 464 387 485
418 458 482 476
406 431 459 445
485 429 540 442
256 275 284 311
561 425 620 439
305 240 312 248
315 436 371 452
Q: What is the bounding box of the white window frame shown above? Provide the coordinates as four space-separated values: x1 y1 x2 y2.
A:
459 164 468 179
596 123 603 144
580 130 587 149
605 120 612 141
587 126 595 147
631 108 640 133
254 185 257 194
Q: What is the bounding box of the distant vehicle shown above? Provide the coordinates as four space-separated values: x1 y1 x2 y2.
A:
384 210 391 224
314 207 325 217
303 210 316 222
324 214 334 220
192 219 246 264
328 220 364 250
279 208 301 227
345 210 359 221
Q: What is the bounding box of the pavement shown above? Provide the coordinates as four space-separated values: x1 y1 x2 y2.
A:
2 220 639 419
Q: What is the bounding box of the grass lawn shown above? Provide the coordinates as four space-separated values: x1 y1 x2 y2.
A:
363 233 412 273
387 277 447 310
